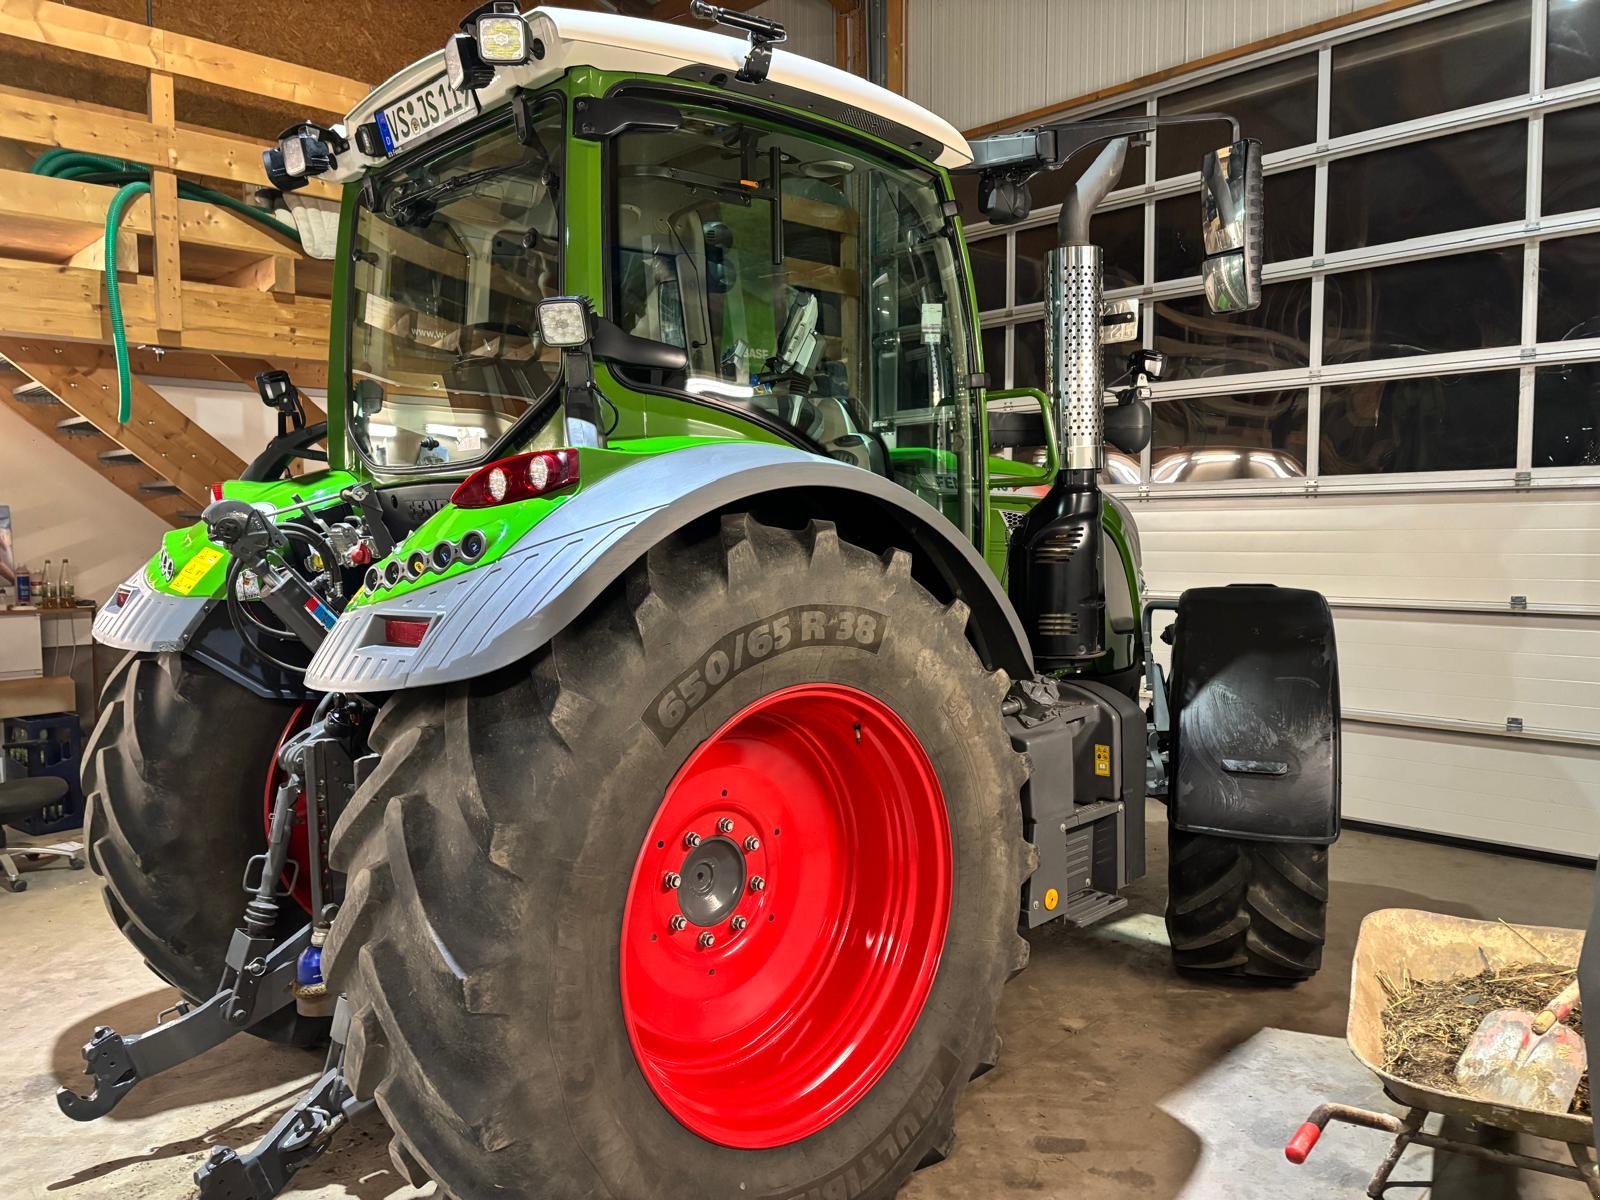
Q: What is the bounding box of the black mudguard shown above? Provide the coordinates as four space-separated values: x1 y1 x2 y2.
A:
1168 584 1340 844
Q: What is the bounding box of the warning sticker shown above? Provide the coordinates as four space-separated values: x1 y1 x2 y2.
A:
1094 743 1112 778
170 547 223 596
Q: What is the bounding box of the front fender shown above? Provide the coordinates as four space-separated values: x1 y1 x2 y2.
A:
305 442 1031 693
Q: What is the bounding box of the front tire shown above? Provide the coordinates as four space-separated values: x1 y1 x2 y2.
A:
326 515 1030 1199
1166 830 1328 980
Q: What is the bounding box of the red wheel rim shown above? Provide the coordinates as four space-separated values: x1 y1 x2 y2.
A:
263 702 314 915
621 683 951 1149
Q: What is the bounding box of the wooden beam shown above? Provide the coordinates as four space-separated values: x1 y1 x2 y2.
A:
885 0 905 96
148 70 182 337
0 259 329 364
0 84 341 200
65 234 135 273
0 0 369 114
130 349 329 391
0 338 245 501
0 383 193 523
213 255 295 293
962 0 1436 138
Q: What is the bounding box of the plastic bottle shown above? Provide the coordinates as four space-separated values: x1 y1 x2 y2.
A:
14 564 29 607
59 558 74 607
40 558 53 609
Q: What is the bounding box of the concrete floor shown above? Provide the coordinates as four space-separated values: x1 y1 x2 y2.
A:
2 804 1594 1200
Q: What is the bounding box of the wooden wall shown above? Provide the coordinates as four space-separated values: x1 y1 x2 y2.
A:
2 0 461 140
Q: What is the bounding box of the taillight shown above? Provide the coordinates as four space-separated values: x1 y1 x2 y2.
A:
383 617 431 647
209 482 225 503
450 449 579 509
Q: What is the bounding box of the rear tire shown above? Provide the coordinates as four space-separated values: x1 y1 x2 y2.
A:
83 651 326 1045
1166 830 1328 980
326 515 1030 1199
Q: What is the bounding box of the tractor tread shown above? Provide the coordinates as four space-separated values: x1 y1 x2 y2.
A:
1166 831 1327 981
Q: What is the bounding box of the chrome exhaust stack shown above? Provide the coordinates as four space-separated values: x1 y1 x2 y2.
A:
1008 137 1128 671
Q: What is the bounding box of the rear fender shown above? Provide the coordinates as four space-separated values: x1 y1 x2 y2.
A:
305 442 1032 693
1168 584 1340 844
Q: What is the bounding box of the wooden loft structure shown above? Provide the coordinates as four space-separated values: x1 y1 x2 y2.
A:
0 0 362 522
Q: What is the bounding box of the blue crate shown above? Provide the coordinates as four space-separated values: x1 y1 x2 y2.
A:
3 712 85 835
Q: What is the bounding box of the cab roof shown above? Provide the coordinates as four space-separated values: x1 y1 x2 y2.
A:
332 5 971 180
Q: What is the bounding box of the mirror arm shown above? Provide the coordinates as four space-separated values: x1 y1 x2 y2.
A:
965 111 1241 178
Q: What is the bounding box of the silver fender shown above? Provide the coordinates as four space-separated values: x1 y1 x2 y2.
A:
92 571 213 653
305 441 1031 693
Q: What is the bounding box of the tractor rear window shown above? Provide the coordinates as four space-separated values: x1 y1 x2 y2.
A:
348 99 563 471
609 104 984 539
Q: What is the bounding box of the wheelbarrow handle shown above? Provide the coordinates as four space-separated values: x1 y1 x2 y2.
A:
1532 980 1582 1037
1286 1103 1407 1164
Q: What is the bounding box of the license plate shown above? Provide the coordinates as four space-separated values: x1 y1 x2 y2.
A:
375 76 478 155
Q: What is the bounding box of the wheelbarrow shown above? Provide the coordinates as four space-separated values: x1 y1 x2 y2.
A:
1286 908 1597 1196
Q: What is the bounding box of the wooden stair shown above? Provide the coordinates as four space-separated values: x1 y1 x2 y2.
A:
0 350 240 525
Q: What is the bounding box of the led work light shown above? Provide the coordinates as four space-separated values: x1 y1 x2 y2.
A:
262 122 348 191
445 1 531 92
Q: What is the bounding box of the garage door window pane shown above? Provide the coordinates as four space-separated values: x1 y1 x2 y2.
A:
968 234 1008 312
1320 370 1519 474
1156 169 1313 280
1326 122 1527 252
1542 105 1600 217
1534 363 1600 467
1153 281 1313 380
981 325 1007 387
1151 391 1309 482
1538 233 1600 344
1014 320 1045 393
1329 0 1532 138
1323 247 1524 364
1548 0 1600 89
1156 56 1317 180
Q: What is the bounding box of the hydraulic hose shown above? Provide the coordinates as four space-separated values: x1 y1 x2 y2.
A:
30 151 302 421
103 180 150 423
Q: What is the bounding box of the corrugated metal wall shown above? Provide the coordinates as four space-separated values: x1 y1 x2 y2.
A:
906 0 1379 131
753 0 838 67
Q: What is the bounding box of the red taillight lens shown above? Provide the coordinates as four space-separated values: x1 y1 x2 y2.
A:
209 482 225 503
450 450 579 509
383 617 431 647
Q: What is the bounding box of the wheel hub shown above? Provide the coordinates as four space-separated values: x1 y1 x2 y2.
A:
620 683 951 1150
676 836 745 927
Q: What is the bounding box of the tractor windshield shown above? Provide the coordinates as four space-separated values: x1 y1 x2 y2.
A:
347 97 563 471
609 102 983 539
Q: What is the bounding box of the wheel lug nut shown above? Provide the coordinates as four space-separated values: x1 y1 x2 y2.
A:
717 818 734 834
750 876 766 892
744 836 761 852
731 916 748 932
669 915 687 932
698 932 715 948
663 872 681 890
683 832 701 848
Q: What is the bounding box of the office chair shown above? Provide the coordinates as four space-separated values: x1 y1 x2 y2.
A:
1 761 84 891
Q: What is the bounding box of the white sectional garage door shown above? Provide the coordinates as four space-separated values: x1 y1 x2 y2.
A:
1132 488 1600 856
964 0 1600 855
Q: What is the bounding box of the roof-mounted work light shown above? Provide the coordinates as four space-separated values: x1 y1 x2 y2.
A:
446 1 531 92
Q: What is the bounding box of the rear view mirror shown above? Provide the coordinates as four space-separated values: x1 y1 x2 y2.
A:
1199 138 1263 314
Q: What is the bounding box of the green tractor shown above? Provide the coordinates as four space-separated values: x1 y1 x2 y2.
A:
65 4 1340 1197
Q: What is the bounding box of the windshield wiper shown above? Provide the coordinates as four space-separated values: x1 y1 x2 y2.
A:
386 160 555 227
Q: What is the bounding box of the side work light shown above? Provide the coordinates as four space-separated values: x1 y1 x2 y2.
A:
262 122 348 191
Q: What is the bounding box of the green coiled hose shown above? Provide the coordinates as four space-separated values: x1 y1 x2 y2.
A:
30 151 304 421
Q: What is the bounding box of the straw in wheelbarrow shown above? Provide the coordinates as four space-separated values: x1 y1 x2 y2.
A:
1454 979 1586 1112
